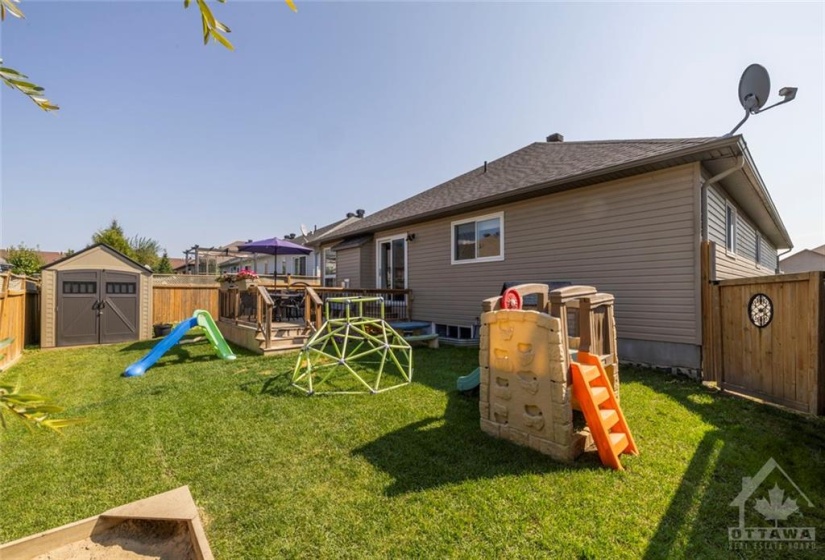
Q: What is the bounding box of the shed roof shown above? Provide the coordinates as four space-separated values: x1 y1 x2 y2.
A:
42 243 151 272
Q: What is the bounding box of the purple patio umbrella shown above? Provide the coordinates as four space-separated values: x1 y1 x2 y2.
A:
237 237 312 275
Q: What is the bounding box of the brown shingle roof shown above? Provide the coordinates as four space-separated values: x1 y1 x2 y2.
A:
295 215 364 246
330 137 721 238
0 249 68 266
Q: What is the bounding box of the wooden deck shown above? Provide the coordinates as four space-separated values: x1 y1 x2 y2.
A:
217 284 413 356
217 317 312 355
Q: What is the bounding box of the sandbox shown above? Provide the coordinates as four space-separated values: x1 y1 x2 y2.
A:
0 486 213 560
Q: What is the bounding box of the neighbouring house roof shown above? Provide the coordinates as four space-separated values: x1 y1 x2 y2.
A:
331 235 372 251
326 135 792 249
294 215 365 247
0 249 68 268
218 240 249 253
168 258 187 270
779 247 825 273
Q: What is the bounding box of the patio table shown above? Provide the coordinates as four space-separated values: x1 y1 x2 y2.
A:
269 291 304 322
389 321 439 348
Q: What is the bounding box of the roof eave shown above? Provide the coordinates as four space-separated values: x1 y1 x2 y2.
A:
737 139 794 249
326 136 746 243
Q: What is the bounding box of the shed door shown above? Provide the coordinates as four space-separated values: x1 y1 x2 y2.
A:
100 271 139 343
56 270 140 346
57 271 100 347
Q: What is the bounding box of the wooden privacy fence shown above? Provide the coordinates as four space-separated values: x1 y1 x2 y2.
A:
703 270 825 415
0 273 28 370
152 281 219 325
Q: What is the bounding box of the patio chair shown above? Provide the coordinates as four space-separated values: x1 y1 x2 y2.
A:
282 292 305 320
239 291 257 320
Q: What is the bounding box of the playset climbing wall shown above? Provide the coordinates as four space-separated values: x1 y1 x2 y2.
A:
479 309 584 462
478 284 635 467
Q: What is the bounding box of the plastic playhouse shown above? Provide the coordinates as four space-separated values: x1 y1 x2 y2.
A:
292 296 412 395
123 310 236 377
470 283 637 470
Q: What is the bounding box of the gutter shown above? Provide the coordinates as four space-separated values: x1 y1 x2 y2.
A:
700 155 745 240
331 136 747 243
738 140 794 249
775 247 793 274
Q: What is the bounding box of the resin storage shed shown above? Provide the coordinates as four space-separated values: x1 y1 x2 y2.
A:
40 244 153 348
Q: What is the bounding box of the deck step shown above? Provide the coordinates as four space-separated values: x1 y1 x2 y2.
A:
260 343 305 355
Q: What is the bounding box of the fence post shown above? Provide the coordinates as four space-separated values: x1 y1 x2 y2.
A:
812 271 825 415
700 241 718 384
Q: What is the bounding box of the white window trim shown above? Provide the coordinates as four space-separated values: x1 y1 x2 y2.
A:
322 247 337 285
450 211 505 265
755 232 762 266
375 234 408 289
725 202 737 256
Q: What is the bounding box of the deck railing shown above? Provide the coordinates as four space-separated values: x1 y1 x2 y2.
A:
218 284 412 345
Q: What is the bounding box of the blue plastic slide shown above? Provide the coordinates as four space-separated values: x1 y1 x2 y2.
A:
123 311 236 377
457 367 481 392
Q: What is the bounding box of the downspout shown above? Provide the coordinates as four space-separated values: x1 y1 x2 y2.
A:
775 248 792 274
699 155 745 384
700 156 745 240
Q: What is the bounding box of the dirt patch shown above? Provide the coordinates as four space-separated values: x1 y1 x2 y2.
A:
33 519 195 560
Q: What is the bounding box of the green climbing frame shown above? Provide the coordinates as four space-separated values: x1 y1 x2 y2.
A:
291 296 413 395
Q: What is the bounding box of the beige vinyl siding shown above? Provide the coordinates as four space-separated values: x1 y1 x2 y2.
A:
759 236 778 270
380 164 700 345
737 214 757 260
706 184 778 278
714 244 768 279
335 248 362 287
707 185 727 244
360 244 376 289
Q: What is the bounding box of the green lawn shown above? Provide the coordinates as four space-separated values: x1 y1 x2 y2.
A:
1 339 823 558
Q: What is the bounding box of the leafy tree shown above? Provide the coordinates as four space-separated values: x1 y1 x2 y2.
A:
1 0 298 111
91 220 168 269
156 252 174 274
92 219 135 258
130 236 161 270
4 243 44 276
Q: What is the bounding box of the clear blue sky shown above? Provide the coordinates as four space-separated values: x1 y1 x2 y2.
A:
2 1 823 258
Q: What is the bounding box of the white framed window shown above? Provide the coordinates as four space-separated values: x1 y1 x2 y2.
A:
755 232 762 265
293 256 307 276
725 203 737 254
451 212 504 264
323 248 337 286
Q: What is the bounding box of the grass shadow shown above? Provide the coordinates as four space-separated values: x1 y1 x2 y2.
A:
352 388 603 496
629 368 825 558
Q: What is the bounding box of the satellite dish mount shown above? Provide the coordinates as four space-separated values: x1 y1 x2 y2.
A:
727 64 798 136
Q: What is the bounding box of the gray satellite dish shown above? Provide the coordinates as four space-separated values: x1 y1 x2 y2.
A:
738 64 771 114
726 63 797 136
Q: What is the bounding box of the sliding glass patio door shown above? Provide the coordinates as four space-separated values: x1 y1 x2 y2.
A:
377 236 406 291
